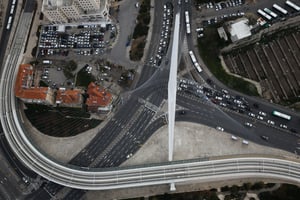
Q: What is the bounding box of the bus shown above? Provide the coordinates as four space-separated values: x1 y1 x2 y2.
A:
189 50 202 73
186 23 191 34
272 110 291 120
286 0 300 12
263 8 278 18
184 11 190 24
257 9 272 20
10 5 15 14
185 11 191 34
273 4 288 15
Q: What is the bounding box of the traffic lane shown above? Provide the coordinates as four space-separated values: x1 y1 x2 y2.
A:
95 108 155 167
69 100 141 166
0 169 21 200
136 0 172 87
203 81 300 134
177 93 298 152
225 111 299 152
0 135 37 178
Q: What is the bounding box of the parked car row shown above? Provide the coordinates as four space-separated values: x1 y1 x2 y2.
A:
202 12 245 27
38 25 112 57
149 2 173 67
206 0 244 10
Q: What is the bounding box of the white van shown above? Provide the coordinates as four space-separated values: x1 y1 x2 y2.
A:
242 140 249 145
231 135 238 141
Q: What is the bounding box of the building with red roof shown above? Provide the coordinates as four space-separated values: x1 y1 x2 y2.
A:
86 82 113 113
15 64 55 105
56 88 83 107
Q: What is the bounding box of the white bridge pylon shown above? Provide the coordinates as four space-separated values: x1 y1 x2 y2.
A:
168 12 180 162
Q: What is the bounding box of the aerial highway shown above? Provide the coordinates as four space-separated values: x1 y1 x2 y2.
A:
0 1 300 194
1 2 300 200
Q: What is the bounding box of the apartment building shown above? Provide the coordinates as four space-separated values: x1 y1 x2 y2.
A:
42 0 110 24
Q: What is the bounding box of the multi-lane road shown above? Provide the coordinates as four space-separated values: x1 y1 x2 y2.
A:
0 0 300 199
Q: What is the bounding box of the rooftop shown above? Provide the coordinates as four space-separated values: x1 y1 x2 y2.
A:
15 64 34 97
86 82 112 108
56 88 83 105
15 64 53 103
228 18 252 42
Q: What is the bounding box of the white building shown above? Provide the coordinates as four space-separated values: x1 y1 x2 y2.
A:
227 18 252 42
42 0 110 24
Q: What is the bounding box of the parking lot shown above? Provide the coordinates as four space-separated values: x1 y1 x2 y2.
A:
38 24 116 58
223 30 300 102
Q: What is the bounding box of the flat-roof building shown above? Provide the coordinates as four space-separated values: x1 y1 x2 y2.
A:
42 0 110 24
227 18 252 42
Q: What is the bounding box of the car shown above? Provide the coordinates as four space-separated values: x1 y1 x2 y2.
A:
267 120 275 125
179 110 186 115
216 126 224 131
253 103 259 108
257 115 263 120
245 122 253 127
248 113 255 118
220 102 227 107
231 135 238 140
126 153 133 159
261 135 269 141
280 124 287 129
242 140 249 145
290 128 297 133
259 111 267 117
222 89 228 94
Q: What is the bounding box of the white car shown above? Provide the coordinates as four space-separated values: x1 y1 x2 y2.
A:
216 126 224 131
248 113 255 118
280 124 287 129
259 111 267 117
267 120 275 125
257 115 263 120
245 122 253 127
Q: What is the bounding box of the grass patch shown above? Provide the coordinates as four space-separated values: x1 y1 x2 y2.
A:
198 26 258 96
129 36 146 61
75 67 96 88
130 0 151 61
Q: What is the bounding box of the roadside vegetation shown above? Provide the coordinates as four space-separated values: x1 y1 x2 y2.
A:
63 60 77 79
129 0 151 61
75 65 96 87
197 25 259 96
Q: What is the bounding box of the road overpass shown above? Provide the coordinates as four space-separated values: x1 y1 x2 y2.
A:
1 1 300 192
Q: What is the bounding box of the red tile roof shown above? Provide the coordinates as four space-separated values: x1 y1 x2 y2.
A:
56 88 82 105
86 82 112 107
15 64 49 101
